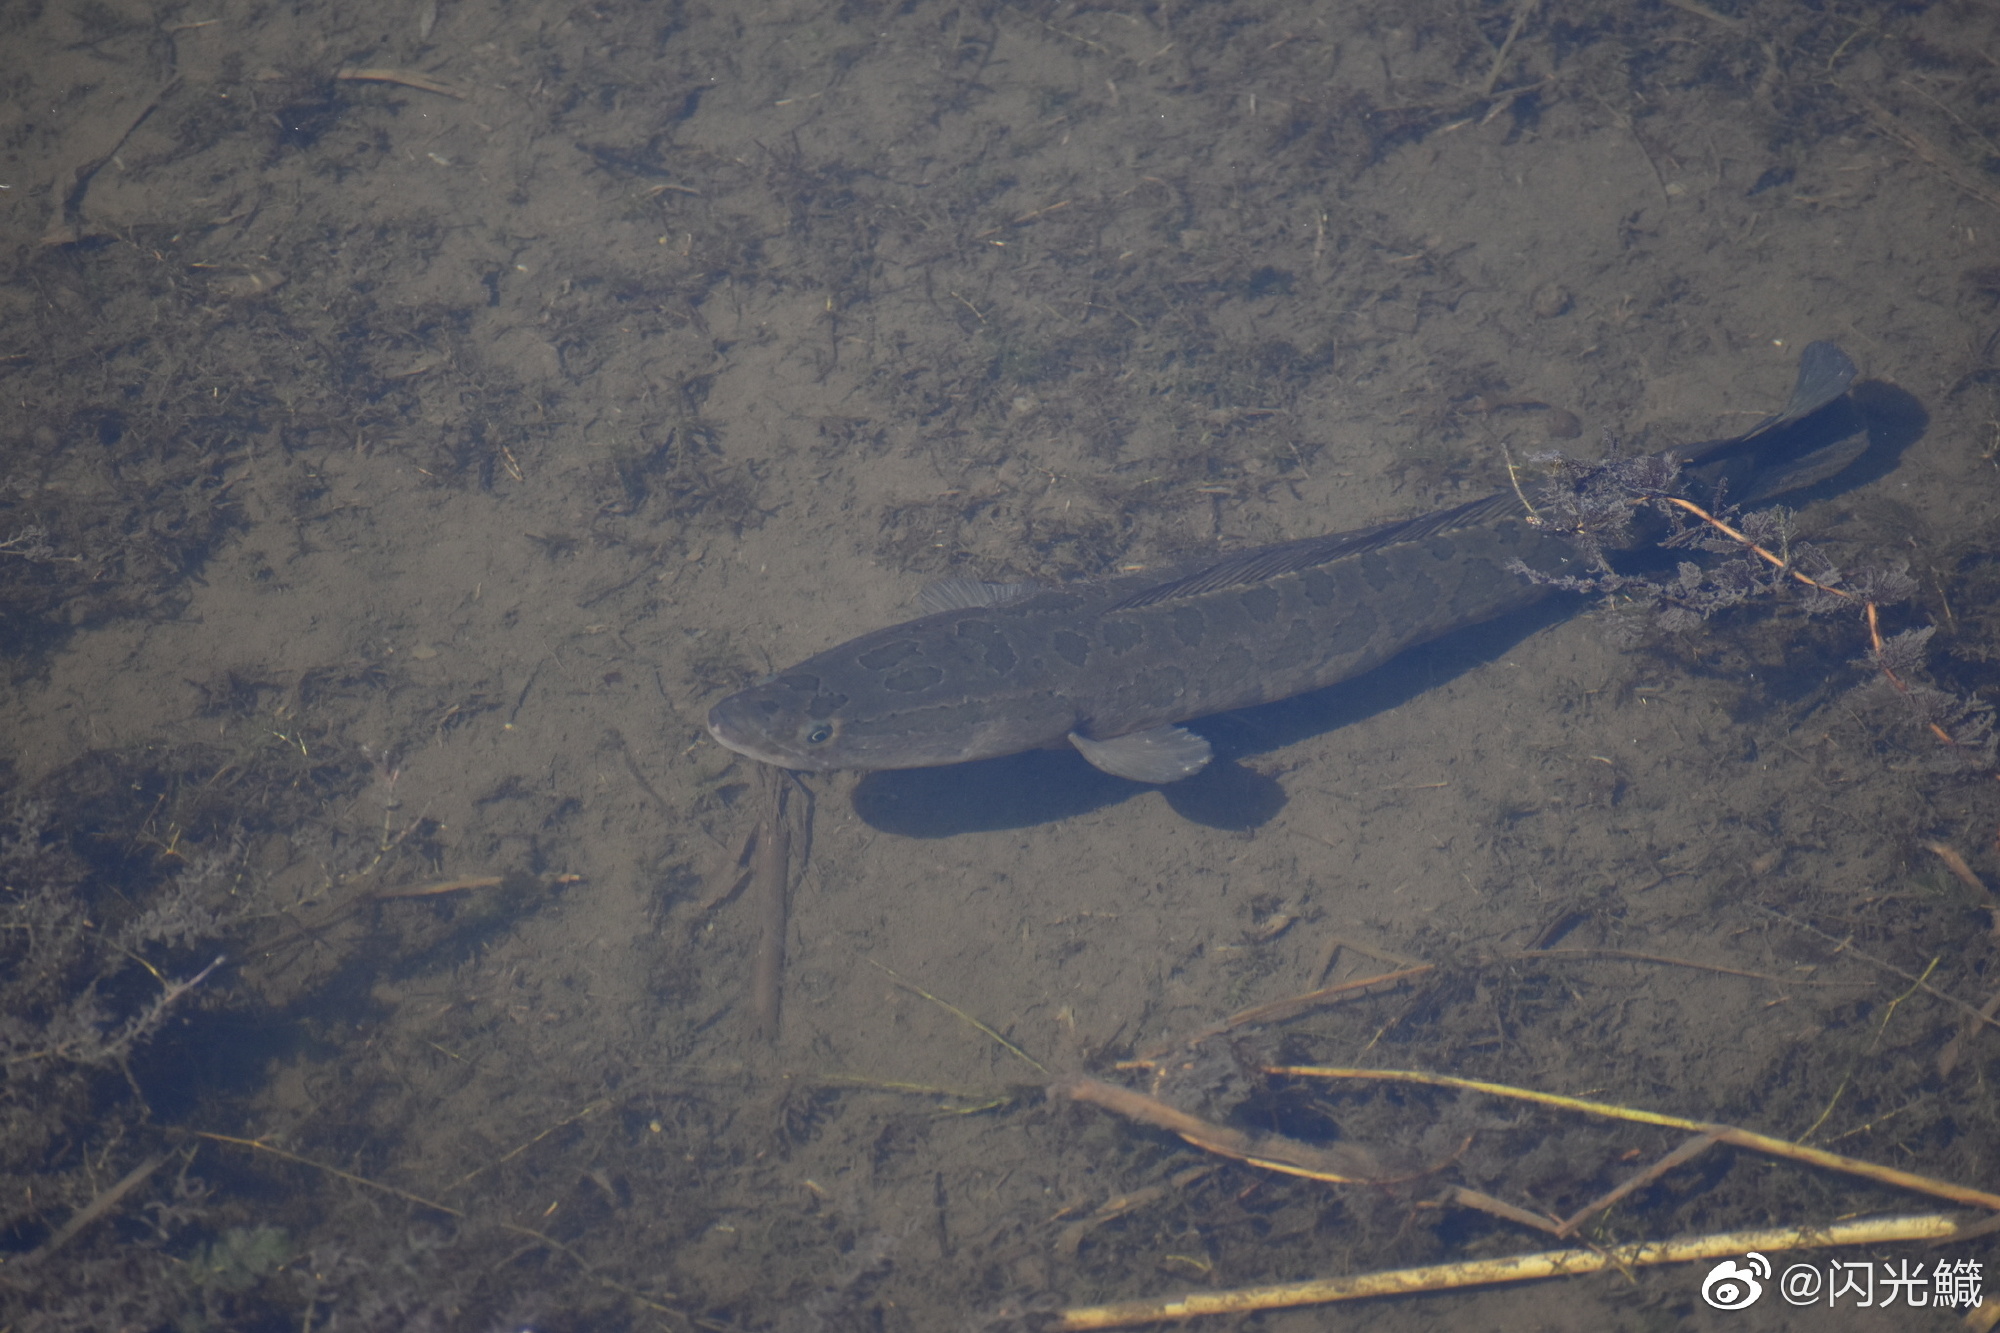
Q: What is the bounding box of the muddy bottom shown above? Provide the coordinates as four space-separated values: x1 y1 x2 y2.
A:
3 1 1999 1330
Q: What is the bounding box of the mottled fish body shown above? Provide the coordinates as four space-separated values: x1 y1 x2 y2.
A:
707 492 1575 781
707 343 1860 783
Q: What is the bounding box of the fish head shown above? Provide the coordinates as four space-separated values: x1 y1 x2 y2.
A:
705 672 854 770
707 607 1079 772
706 623 1069 774
707 668 1008 772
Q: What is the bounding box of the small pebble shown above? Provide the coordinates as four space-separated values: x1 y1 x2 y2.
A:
1543 410 1582 440
1530 282 1571 319
214 266 287 300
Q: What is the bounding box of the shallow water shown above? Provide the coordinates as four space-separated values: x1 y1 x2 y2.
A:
3 1 1997 1329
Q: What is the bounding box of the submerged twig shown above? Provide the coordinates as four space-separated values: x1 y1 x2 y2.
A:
1554 1132 1719 1237
870 959 1048 1075
190 1131 681 1313
191 1131 463 1218
16 1153 171 1265
334 67 468 99
1844 85 2000 215
1757 906 2000 1034
1054 1077 1405 1186
1480 0 1540 97
751 767 792 1042
1266 1066 2000 1213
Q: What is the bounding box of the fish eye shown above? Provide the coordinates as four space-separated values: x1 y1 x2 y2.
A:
805 723 835 745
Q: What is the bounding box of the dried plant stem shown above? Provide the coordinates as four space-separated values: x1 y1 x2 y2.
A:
1480 0 1540 98
1053 1215 1967 1329
333 68 468 99
254 875 567 959
1443 1185 1563 1234
870 960 1048 1075
190 1132 681 1313
377 873 578 901
451 1100 612 1190
1129 965 1434 1064
1059 1063 1995 1327
1561 1134 1721 1235
1939 986 2000 1079
4 953 223 1067
1923 841 1993 897
17 1153 170 1265
191 1132 463 1218
1130 950 1839 1081
1844 86 2000 215
1663 496 1973 751
1758 905 2000 1035
750 767 791 1042
1513 948 1788 983
1798 958 1940 1142
1267 1066 2000 1213
1054 1077 1400 1186
1659 496 1850 598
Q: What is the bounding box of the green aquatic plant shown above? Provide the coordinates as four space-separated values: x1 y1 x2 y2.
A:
183 1225 289 1296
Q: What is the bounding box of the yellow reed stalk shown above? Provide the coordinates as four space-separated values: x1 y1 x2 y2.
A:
1054 1214 1965 1329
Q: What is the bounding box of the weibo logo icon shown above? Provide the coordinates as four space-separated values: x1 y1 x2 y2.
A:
1701 1252 1771 1310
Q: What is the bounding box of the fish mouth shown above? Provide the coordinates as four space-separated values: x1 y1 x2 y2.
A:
705 700 826 770
705 718 802 769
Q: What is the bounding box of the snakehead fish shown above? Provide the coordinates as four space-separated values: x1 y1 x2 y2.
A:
708 344 1861 783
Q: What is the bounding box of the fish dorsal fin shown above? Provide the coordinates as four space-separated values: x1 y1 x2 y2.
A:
1107 490 1526 613
917 577 1040 615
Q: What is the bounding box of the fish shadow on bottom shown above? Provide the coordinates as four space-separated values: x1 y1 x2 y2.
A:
849 593 1576 838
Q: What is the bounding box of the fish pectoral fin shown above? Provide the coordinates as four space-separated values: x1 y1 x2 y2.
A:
917 578 1040 614
1068 725 1213 783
